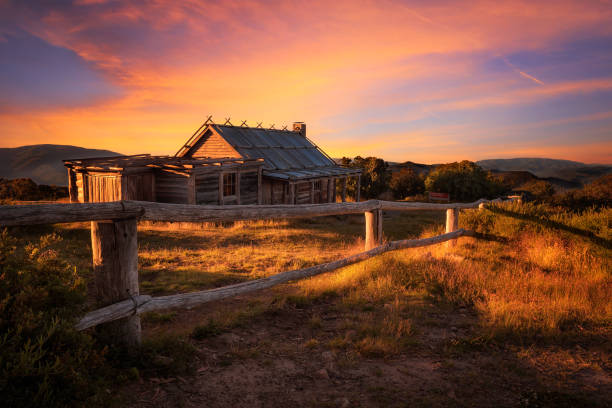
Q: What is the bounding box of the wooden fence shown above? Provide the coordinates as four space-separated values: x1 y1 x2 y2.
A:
0 198 510 347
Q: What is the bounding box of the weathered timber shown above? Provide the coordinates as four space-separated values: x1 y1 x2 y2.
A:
76 228 473 330
341 177 347 202
381 199 488 211
257 167 263 204
91 219 141 346
445 208 459 247
68 168 78 203
139 201 379 222
356 174 361 202
0 198 508 227
0 202 144 226
365 209 383 250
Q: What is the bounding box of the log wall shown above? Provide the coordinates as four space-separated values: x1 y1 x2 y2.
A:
195 173 220 204
239 171 259 205
155 171 189 204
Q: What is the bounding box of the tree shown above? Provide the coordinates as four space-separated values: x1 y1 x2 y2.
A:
519 180 555 201
389 168 424 199
339 156 390 199
553 174 611 209
424 160 506 202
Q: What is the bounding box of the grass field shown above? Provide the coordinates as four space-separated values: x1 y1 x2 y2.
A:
4 203 611 407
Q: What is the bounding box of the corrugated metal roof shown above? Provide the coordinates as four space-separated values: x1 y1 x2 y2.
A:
264 167 361 181
180 124 360 180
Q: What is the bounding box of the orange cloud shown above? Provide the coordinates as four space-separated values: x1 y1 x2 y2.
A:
1 0 612 164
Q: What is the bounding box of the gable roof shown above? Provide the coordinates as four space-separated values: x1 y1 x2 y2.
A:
177 124 360 181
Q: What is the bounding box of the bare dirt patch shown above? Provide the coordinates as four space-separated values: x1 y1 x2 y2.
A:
122 285 610 408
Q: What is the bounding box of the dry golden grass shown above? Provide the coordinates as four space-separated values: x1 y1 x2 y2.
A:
11 204 610 345
4 203 610 406
295 205 610 341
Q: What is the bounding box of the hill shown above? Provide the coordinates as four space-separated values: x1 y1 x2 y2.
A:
477 158 612 185
386 160 435 176
0 144 121 186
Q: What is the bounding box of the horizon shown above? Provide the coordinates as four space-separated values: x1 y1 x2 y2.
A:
1 1 612 164
4 143 612 166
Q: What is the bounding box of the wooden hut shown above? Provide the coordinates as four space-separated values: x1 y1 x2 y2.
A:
64 155 264 205
176 121 361 204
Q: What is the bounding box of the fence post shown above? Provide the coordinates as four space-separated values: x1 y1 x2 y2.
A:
478 202 485 211
365 209 383 250
91 218 141 348
445 208 459 247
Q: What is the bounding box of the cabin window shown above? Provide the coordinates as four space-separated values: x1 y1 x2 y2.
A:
223 172 236 196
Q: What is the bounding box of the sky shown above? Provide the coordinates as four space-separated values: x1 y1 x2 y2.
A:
0 0 611 164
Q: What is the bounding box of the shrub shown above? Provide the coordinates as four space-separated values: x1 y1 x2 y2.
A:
0 230 109 408
518 180 555 201
553 174 612 210
425 160 507 201
389 168 425 199
0 178 68 202
339 156 390 199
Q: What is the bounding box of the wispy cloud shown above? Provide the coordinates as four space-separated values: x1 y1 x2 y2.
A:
0 0 611 163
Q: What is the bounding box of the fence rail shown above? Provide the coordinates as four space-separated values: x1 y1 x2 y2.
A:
0 197 512 347
0 198 495 226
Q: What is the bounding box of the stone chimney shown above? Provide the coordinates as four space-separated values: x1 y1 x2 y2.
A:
293 122 306 137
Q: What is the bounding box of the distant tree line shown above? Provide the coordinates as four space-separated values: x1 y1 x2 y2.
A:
0 178 68 202
337 156 611 208
339 157 507 202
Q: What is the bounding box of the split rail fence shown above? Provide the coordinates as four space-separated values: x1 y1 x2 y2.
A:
0 198 511 346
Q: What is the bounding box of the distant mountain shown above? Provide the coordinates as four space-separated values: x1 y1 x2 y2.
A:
0 144 121 186
387 160 435 176
477 158 611 185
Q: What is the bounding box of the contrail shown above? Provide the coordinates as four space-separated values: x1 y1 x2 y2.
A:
502 57 545 85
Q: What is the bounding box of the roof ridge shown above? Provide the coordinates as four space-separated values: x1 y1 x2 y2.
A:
215 123 297 132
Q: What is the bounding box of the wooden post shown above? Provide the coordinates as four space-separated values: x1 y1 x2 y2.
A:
150 173 156 202
187 174 196 205
67 169 78 203
289 182 295 205
341 177 347 202
365 209 383 250
91 218 140 347
478 202 485 211
236 172 241 205
257 168 262 205
445 208 459 247
310 180 315 204
356 174 361 202
120 175 128 200
218 172 224 205
79 173 89 203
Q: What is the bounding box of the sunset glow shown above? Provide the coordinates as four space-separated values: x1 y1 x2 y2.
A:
1 0 612 163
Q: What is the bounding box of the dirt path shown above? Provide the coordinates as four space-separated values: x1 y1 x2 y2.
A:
121 287 611 408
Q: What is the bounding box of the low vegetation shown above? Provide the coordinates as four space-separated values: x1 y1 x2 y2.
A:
0 178 68 202
0 193 610 406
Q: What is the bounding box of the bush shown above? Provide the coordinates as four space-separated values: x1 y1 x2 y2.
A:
389 168 425 199
553 174 612 210
0 178 68 202
0 230 109 407
424 160 507 201
518 180 555 201
339 156 390 199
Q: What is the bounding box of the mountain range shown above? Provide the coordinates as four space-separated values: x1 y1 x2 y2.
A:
0 145 121 186
1 145 610 188
476 158 611 188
